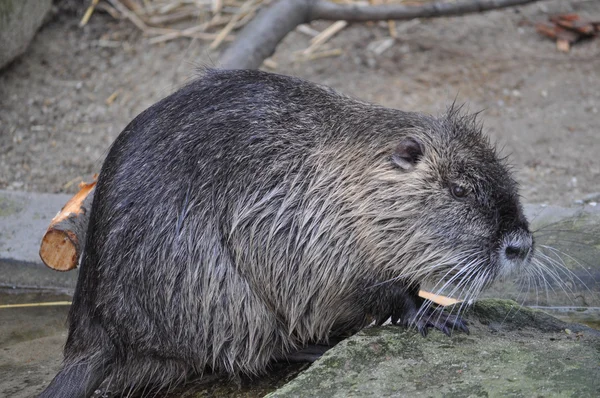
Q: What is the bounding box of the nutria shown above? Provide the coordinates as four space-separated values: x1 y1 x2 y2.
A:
40 69 533 397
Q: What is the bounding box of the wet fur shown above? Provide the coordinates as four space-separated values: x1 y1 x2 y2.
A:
42 69 532 397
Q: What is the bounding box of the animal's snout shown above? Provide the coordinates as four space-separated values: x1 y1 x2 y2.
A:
498 230 534 277
504 242 530 262
502 231 534 262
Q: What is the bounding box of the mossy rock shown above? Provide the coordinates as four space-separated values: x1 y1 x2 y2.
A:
268 299 600 397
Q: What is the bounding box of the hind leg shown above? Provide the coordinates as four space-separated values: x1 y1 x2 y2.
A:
38 314 114 398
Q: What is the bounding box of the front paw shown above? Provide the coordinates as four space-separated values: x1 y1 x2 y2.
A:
365 282 469 336
409 309 469 337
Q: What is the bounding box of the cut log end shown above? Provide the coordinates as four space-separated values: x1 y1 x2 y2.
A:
39 229 79 271
39 179 96 271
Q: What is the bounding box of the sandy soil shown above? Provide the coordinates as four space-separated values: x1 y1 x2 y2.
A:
0 0 599 205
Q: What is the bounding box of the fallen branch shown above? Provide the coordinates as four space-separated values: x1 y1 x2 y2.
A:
219 0 312 69
310 0 540 21
220 0 541 69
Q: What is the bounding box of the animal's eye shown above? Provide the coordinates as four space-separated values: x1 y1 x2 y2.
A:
450 184 470 199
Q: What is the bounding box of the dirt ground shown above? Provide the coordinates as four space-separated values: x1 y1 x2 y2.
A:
0 0 599 206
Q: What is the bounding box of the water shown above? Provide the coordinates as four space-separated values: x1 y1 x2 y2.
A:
531 306 600 330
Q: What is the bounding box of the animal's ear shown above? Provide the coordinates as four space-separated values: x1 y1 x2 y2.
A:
391 137 423 171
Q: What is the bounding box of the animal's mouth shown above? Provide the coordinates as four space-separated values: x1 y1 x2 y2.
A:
424 232 535 302
418 248 495 302
405 230 534 302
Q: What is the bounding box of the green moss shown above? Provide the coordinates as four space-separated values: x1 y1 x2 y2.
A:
268 299 600 397
0 1 15 25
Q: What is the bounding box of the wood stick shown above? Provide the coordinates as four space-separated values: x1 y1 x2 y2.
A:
418 290 461 307
210 0 259 50
79 0 100 27
0 301 72 309
39 180 96 271
303 20 347 54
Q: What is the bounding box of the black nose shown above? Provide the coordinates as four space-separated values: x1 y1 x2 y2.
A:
504 244 530 261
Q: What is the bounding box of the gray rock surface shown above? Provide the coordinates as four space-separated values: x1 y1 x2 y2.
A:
0 0 52 69
268 299 600 398
0 190 77 289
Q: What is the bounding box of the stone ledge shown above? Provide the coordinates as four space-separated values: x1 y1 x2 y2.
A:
268 299 600 398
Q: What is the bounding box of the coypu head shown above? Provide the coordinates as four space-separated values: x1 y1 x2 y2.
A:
352 107 534 301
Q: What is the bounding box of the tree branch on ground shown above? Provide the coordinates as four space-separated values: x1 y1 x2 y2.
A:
220 0 542 69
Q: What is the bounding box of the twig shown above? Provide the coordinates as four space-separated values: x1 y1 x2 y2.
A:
0 302 72 309
296 24 320 37
300 48 344 61
303 20 348 54
107 0 151 32
80 0 100 27
149 29 234 44
96 2 122 20
210 0 260 50
106 89 121 105
146 8 204 25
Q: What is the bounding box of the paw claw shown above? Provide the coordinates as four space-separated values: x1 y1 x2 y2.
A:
441 325 451 337
412 310 469 337
457 320 470 334
376 313 391 326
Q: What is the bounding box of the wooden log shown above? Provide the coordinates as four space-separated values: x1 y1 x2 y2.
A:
39 180 96 271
